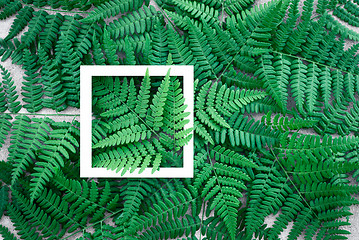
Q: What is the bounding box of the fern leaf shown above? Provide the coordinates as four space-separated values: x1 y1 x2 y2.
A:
332 69 344 102
319 66 332 108
261 111 318 132
4 6 33 41
7 203 41 240
30 121 79 200
102 28 120 65
12 189 64 238
106 6 160 39
0 224 16 240
255 53 289 112
222 67 263 89
53 174 119 225
10 116 52 185
39 48 67 112
21 50 43 113
0 65 21 113
123 36 136 65
147 69 170 131
0 185 8 218
305 63 320 114
19 10 48 48
36 187 81 233
186 17 223 80
0 113 11 148
246 165 291 236
149 23 169 65
0 0 21 20
40 13 64 54
344 72 355 101
171 0 219 26
82 0 144 23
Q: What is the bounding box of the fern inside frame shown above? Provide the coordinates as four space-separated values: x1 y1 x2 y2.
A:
92 68 192 175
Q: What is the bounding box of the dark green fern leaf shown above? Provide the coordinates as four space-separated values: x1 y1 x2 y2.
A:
82 0 144 23
0 64 21 113
0 0 21 20
4 6 33 41
0 113 11 148
255 53 289 112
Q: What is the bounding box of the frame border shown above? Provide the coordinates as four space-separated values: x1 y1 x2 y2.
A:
80 65 194 178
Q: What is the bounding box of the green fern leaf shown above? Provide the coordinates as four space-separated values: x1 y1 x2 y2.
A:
255 53 289 112
4 6 33 41
82 0 144 23
30 121 79 200
0 64 21 113
0 0 21 20
0 224 17 240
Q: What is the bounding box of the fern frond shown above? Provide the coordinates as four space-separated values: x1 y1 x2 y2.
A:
21 50 43 112
11 189 65 238
221 67 262 89
60 38 81 108
0 113 11 148
102 28 120 65
147 69 170 131
40 13 64 54
30 120 79 200
82 0 144 23
39 48 67 112
0 64 21 113
246 165 291 236
255 53 289 112
53 174 119 225
93 124 151 148
261 111 318 132
106 6 160 39
4 6 33 41
19 10 48 48
171 0 219 26
0 185 8 219
74 22 97 58
186 17 223 81
315 99 359 136
149 23 169 65
0 0 21 20
138 214 200 239
0 224 16 240
224 0 255 15
123 35 136 65
9 116 52 185
305 63 320 114
194 151 251 240
7 202 42 240
36 187 82 233
167 26 197 69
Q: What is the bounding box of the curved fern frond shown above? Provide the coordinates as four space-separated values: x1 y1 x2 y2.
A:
30 120 80 200
52 174 119 225
106 6 160 39
4 6 33 41
21 50 43 113
0 0 21 20
261 111 318 132
0 64 21 113
255 53 289 112
9 116 52 185
82 0 144 23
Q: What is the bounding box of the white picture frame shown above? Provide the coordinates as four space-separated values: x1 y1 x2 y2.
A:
80 65 194 178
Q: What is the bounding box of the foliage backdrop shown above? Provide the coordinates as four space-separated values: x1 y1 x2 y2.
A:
1 0 359 239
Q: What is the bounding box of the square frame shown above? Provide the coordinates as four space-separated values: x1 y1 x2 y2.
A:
80 65 194 178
